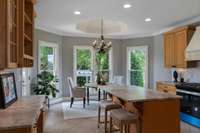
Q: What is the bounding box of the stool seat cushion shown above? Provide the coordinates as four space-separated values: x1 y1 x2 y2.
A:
110 109 138 121
100 101 121 110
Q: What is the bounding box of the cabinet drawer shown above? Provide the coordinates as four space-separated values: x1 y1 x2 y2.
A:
157 83 176 95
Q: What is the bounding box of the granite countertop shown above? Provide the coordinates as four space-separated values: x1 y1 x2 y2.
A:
104 86 181 102
0 95 46 130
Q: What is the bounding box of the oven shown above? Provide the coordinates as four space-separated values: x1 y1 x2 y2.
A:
176 89 200 128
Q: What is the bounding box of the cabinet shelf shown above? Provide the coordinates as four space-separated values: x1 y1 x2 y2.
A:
24 54 34 60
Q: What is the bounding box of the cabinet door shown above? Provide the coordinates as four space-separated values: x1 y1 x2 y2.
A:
7 0 18 68
164 33 175 67
174 30 187 68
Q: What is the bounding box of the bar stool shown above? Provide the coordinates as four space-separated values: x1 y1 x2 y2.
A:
110 108 140 133
98 101 122 133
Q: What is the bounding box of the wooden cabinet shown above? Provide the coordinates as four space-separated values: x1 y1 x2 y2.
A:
164 26 195 68
0 0 36 70
19 0 35 67
0 0 19 69
157 82 176 95
164 33 175 67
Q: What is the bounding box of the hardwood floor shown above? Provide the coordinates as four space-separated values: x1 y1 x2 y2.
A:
44 103 200 133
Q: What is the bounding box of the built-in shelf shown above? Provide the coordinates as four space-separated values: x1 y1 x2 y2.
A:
24 54 34 60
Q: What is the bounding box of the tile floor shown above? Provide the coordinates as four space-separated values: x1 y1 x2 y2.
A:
44 103 200 133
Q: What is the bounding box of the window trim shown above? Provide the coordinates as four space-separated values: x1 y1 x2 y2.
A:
126 46 148 88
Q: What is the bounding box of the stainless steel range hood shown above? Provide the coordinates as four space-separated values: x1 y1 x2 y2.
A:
185 26 200 61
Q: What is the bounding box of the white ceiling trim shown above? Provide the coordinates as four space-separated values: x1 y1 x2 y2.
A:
36 15 200 39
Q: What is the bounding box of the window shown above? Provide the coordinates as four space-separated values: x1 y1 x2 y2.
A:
38 41 59 75
74 46 94 87
38 41 60 97
127 46 148 88
73 46 112 86
95 50 112 82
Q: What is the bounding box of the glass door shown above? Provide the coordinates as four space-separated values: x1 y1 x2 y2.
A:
127 46 148 88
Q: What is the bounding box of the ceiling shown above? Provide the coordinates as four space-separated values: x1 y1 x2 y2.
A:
35 0 200 39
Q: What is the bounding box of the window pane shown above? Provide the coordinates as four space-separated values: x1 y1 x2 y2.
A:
130 70 144 87
77 49 91 70
96 52 109 70
39 46 54 71
130 50 145 70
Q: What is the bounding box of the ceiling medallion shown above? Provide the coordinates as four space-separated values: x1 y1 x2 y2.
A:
92 19 112 53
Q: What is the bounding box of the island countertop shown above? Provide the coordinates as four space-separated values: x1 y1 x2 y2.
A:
85 83 181 102
0 95 46 130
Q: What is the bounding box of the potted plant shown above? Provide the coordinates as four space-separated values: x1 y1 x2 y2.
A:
33 71 59 107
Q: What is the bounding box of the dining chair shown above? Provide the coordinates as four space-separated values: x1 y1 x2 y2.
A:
67 77 86 108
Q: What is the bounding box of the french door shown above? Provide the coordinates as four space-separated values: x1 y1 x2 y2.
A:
127 46 148 88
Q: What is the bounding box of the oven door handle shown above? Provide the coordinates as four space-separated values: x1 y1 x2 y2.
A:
177 89 200 96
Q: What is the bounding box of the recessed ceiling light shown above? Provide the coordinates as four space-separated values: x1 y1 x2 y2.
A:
123 4 132 9
145 18 152 22
74 11 81 15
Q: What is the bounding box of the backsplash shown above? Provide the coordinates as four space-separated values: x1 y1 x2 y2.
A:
176 62 200 83
0 69 23 97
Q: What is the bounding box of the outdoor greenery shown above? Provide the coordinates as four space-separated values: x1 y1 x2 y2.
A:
76 49 91 70
33 71 59 98
39 46 54 71
76 49 109 86
130 50 145 87
76 48 145 87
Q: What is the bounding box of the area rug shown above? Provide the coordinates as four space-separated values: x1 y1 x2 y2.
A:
62 101 100 120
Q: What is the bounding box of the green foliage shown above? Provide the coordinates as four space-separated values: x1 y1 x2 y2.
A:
96 51 109 70
77 77 87 87
77 49 91 70
130 50 145 87
39 46 53 71
33 71 59 98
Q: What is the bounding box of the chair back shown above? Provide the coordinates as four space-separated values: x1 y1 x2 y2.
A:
67 77 75 97
112 76 124 85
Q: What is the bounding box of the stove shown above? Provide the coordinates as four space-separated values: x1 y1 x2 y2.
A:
176 83 200 93
176 83 200 128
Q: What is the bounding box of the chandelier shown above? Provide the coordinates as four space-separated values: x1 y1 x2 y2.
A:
92 19 112 53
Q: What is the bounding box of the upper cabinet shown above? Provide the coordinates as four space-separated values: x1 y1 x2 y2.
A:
0 0 37 70
164 26 196 68
19 0 35 67
0 0 19 69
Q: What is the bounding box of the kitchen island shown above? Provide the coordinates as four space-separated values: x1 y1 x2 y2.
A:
98 85 181 133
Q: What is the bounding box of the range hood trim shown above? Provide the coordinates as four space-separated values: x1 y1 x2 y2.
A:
185 26 200 61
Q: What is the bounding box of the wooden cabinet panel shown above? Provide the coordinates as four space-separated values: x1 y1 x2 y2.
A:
0 0 19 69
174 30 187 68
164 33 175 67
